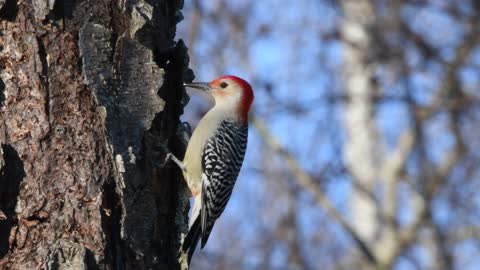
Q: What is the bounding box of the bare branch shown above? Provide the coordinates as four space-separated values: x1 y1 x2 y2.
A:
252 116 378 264
381 130 415 225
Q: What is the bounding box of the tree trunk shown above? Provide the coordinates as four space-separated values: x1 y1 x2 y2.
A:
0 0 191 269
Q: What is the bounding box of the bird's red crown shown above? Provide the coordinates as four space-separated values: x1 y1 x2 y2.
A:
211 75 254 123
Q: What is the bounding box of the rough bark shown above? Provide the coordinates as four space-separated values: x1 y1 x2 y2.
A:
0 0 191 269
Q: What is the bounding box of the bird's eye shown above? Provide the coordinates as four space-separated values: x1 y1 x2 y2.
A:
220 82 229 88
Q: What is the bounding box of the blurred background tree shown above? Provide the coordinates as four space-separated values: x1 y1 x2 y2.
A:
178 1 480 269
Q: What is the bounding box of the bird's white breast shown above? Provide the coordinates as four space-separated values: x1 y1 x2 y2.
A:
183 106 237 193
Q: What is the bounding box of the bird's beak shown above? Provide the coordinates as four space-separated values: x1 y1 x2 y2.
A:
183 82 213 91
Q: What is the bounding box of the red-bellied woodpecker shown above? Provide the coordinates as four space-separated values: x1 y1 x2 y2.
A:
167 75 254 265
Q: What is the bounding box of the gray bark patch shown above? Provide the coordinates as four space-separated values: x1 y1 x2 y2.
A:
32 0 55 21
79 22 165 158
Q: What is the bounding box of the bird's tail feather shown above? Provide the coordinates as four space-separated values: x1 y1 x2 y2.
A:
183 215 201 266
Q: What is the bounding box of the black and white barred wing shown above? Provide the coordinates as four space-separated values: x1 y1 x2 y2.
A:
200 120 248 247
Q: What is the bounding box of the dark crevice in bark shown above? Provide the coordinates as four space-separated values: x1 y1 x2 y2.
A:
136 5 167 52
152 46 169 72
52 0 75 20
76 56 83 77
36 36 50 124
0 144 25 259
36 37 49 80
24 214 47 223
0 0 17 21
146 40 192 267
0 78 4 106
101 177 124 270
109 32 118 63
51 253 60 270
50 0 76 29
154 42 188 142
109 5 127 40
0 31 3 107
85 248 100 270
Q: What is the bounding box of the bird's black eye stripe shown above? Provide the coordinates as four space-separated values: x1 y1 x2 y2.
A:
220 82 228 88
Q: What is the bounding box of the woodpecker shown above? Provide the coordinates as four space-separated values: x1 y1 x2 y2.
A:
168 75 254 265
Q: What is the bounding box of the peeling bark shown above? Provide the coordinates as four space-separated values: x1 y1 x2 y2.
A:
0 0 190 269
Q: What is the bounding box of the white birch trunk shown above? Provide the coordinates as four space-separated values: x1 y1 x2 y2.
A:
340 0 378 246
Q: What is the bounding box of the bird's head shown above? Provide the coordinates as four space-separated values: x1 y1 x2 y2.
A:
184 75 254 123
